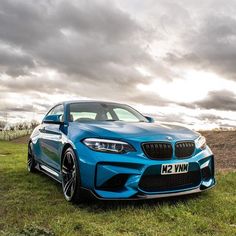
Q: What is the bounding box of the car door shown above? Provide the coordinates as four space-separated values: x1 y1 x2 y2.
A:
39 104 64 171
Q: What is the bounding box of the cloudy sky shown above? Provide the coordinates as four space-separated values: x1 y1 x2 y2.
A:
0 0 236 129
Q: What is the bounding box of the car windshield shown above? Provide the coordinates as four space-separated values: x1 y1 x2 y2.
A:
68 102 148 123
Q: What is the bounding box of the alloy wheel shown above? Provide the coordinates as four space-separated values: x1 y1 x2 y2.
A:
62 151 77 201
28 142 35 172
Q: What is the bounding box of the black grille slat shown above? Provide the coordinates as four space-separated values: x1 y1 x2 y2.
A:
175 141 195 158
143 141 195 160
142 142 172 160
139 171 201 192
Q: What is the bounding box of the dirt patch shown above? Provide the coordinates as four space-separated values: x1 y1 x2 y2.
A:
10 135 30 144
201 131 236 171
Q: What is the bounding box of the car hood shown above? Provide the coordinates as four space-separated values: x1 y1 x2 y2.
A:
74 121 199 142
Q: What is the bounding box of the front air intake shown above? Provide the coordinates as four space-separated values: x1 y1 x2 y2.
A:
96 174 128 191
139 171 201 192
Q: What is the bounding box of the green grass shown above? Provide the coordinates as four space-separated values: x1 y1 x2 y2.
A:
0 141 236 236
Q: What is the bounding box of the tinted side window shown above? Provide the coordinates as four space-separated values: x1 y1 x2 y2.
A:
48 105 64 120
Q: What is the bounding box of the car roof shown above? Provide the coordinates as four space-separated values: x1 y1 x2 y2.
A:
60 100 126 106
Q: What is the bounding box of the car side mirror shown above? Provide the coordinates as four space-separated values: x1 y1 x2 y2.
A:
145 116 155 123
43 114 64 124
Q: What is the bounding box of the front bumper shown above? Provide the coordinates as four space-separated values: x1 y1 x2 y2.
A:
77 144 216 200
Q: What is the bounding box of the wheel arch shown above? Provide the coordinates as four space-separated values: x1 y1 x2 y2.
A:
61 141 85 203
28 139 32 146
28 139 34 153
60 143 78 167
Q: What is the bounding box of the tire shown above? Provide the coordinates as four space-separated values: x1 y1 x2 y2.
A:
61 147 84 203
28 142 36 172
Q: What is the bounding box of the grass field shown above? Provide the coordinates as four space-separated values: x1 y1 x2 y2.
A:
0 138 236 236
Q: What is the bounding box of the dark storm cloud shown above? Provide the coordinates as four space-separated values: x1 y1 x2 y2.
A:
0 102 35 113
0 44 34 76
0 0 152 81
198 113 236 127
196 90 236 111
164 1 236 81
199 114 223 122
0 1 58 47
34 2 152 82
0 75 67 94
55 1 143 42
179 90 236 111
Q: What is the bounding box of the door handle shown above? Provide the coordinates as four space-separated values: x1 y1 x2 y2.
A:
39 127 46 132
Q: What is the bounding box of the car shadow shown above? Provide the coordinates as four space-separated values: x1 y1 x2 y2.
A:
75 190 205 213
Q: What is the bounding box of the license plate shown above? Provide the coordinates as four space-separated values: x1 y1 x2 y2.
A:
161 163 189 175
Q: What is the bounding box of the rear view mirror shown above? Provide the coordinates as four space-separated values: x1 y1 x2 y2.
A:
145 116 155 123
43 114 63 124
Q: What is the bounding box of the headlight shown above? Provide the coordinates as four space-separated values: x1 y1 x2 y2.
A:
82 138 136 154
195 136 207 149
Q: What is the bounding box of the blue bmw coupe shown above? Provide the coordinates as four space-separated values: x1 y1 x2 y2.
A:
28 101 215 202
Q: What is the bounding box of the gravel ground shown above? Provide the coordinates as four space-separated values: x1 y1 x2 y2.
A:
201 131 236 171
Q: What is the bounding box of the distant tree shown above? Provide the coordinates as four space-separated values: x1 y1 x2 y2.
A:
0 121 6 130
22 121 28 130
30 120 40 129
9 125 15 131
18 123 24 130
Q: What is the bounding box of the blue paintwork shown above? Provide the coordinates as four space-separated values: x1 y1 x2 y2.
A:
30 101 215 199
43 114 62 124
